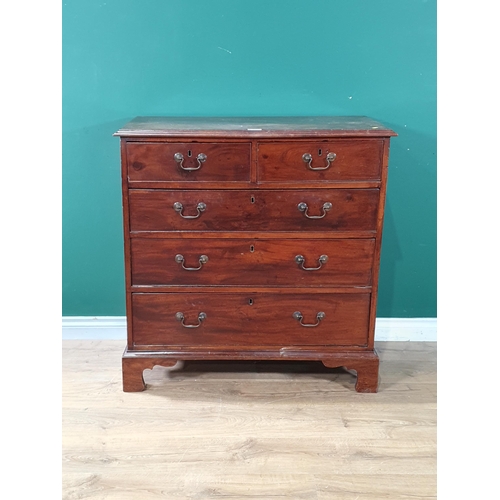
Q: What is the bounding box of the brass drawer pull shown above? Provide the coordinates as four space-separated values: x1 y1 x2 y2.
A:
174 152 207 171
295 254 328 271
293 311 325 327
173 201 206 219
302 152 336 170
175 311 206 328
175 254 208 271
297 201 332 219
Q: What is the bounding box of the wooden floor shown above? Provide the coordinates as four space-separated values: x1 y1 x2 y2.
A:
62 341 436 499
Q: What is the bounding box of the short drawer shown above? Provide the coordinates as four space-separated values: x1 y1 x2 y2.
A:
131 238 375 287
129 189 379 232
126 142 251 182
258 140 383 182
131 292 370 347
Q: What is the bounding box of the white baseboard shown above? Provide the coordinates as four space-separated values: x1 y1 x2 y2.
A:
62 316 127 340
62 316 437 341
374 318 436 341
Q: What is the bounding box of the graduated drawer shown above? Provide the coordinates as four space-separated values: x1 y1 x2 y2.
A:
131 238 375 287
126 142 251 182
129 189 379 232
131 292 370 347
258 139 383 182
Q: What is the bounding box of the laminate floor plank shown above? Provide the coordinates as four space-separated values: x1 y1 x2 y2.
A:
62 340 436 499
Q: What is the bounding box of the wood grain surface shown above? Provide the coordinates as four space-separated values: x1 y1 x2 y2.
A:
257 140 383 182
130 292 371 347
63 340 436 500
130 238 375 287
127 142 251 183
113 116 398 138
128 189 380 233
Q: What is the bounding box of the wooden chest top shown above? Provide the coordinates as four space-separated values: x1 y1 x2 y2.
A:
114 116 397 138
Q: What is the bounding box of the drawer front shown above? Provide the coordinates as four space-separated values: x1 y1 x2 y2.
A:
132 292 370 347
129 189 379 232
126 142 251 182
258 140 383 182
131 238 375 287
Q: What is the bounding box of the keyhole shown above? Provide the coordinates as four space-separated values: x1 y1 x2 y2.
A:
188 150 192 157
248 298 254 305
251 195 255 204
318 148 322 156
250 245 255 252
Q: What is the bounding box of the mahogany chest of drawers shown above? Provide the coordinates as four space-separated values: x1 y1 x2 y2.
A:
114 116 396 392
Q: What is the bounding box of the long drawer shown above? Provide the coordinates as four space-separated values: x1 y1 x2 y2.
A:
131 238 375 287
131 292 370 347
129 189 379 232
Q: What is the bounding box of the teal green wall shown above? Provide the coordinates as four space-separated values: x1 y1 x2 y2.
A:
63 0 436 317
